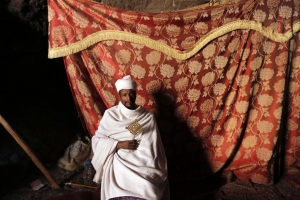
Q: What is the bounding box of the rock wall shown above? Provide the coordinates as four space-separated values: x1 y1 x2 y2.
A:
3 0 210 35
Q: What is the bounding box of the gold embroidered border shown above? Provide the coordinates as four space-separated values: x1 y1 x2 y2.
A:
48 20 300 59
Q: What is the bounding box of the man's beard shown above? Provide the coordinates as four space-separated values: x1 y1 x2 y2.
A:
125 103 136 110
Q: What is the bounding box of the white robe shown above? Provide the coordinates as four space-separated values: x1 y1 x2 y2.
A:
91 102 169 200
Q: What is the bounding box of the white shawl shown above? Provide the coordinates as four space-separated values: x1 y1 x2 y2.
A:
91 102 169 200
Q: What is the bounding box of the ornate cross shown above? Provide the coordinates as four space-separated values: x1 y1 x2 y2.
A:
126 119 143 137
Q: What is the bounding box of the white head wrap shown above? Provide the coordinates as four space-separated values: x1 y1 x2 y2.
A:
115 75 136 93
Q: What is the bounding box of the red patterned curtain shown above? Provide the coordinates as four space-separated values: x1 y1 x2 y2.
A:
48 0 300 184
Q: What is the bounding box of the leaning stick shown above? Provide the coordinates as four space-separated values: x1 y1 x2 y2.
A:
0 114 60 189
65 182 99 189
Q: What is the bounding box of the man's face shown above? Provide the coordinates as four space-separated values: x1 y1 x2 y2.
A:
119 89 136 110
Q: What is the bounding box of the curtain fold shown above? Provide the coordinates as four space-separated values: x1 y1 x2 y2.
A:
48 0 300 184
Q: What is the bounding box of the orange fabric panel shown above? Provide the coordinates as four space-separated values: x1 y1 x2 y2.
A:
48 0 300 184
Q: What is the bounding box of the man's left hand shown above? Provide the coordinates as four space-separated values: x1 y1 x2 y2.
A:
116 140 139 150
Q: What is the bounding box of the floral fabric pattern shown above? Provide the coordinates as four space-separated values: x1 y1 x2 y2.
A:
48 0 300 184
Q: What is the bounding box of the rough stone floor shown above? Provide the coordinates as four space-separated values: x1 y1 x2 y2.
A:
1 166 300 200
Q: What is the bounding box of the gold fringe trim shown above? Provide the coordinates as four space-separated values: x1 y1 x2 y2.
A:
48 20 300 59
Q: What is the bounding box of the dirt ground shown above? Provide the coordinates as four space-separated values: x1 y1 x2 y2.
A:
2 163 300 200
1 165 100 200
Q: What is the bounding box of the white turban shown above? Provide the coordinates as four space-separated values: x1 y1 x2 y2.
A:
115 75 136 93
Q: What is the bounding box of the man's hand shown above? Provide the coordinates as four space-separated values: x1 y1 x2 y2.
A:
116 140 139 150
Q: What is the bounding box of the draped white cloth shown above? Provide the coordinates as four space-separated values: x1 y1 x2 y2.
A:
91 102 169 200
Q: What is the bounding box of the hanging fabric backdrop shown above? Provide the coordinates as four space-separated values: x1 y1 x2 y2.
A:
48 0 300 184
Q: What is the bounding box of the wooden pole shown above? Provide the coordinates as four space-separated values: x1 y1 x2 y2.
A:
0 114 60 189
65 182 99 189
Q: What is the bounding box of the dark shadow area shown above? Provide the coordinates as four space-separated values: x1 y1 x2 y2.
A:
152 91 226 199
0 4 86 198
46 188 101 200
272 48 293 184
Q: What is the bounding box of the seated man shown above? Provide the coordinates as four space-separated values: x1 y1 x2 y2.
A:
91 75 169 200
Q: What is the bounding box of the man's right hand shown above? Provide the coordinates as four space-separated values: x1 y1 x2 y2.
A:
116 140 139 150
